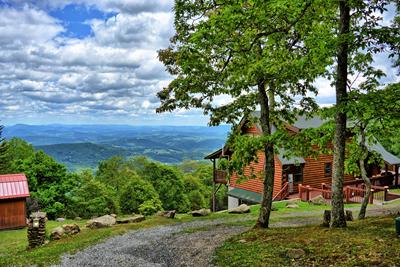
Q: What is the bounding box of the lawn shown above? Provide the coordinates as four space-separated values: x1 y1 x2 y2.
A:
0 201 362 267
389 188 400 194
214 216 400 267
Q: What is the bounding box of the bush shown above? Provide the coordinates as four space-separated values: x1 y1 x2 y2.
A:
138 199 163 216
119 177 161 214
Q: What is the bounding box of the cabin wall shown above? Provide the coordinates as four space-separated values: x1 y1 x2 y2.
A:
229 152 283 198
0 198 27 230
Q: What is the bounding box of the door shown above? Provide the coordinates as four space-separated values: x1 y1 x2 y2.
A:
288 174 294 193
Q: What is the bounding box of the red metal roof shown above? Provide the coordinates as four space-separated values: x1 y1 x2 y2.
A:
0 173 30 200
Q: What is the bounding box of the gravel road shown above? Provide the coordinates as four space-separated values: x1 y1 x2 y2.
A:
53 218 251 267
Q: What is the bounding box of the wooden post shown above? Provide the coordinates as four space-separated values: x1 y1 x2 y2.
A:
384 186 389 202
306 185 311 201
298 184 302 200
345 210 353 221
321 183 326 198
322 210 331 227
395 164 399 187
212 159 216 212
345 187 350 203
369 189 374 204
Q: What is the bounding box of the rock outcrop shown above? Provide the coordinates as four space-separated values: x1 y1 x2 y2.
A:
228 204 250 214
86 215 116 229
191 209 211 217
116 215 145 224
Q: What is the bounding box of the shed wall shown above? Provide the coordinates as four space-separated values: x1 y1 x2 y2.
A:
0 198 27 230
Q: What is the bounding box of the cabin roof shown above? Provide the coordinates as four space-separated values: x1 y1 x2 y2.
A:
368 142 400 165
0 173 30 200
227 187 261 203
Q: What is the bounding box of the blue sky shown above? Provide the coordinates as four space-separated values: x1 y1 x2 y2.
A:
0 1 398 126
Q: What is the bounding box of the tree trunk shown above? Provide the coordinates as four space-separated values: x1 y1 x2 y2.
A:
358 128 372 219
256 81 275 228
331 0 350 228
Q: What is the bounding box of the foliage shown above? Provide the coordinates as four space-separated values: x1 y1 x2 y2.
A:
119 176 161 214
97 156 135 192
138 199 163 216
0 124 10 174
69 170 119 218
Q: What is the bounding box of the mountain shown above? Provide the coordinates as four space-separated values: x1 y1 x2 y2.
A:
4 124 230 171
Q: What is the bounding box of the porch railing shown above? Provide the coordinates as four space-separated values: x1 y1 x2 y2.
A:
273 182 290 201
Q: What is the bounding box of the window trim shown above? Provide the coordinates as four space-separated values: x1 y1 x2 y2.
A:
324 162 332 177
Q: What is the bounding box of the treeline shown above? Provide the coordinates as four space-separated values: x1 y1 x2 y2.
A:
0 135 226 219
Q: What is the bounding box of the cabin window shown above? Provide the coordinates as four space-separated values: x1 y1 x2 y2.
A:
293 166 303 183
325 162 332 177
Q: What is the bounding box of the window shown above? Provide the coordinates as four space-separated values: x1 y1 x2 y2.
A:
325 162 332 177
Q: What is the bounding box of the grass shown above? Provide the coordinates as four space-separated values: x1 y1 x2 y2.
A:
0 201 363 266
214 216 400 267
389 188 400 194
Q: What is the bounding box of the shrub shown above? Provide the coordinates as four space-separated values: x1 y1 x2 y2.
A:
119 177 161 214
138 199 163 216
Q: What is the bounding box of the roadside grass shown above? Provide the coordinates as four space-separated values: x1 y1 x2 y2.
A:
214 216 400 267
389 188 400 194
0 201 362 267
0 216 173 267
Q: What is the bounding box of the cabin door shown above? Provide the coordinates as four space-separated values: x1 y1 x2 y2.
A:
288 174 294 193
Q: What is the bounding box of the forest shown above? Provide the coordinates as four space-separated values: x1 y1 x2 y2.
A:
0 135 226 219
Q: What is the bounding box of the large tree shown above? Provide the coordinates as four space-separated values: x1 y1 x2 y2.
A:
330 0 399 227
158 0 334 227
0 124 9 173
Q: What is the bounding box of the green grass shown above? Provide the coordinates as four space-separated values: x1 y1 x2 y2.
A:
214 216 400 267
0 201 363 267
0 217 174 267
389 188 400 194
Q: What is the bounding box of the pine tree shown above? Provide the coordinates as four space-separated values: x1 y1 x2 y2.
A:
0 124 10 173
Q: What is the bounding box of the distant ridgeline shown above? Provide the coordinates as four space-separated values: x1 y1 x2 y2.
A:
4 124 230 171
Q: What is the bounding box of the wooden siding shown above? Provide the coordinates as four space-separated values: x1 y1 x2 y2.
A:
0 198 27 230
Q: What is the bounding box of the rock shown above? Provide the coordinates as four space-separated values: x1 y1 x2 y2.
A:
56 218 65 222
110 214 117 218
116 215 145 224
228 204 250 214
286 204 299 209
191 209 211 217
50 226 65 240
62 224 80 235
286 248 305 259
238 239 247 243
157 210 176 219
74 217 82 221
309 195 327 205
86 215 116 229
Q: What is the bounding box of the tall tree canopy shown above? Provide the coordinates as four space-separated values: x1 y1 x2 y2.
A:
0 124 9 174
158 0 336 227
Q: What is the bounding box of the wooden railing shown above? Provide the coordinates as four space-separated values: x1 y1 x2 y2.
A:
214 170 228 184
273 182 290 201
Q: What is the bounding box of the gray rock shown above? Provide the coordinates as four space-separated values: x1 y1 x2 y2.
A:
191 208 211 217
74 217 82 221
56 218 65 222
309 195 326 205
286 204 299 209
50 226 65 240
157 210 176 219
286 248 305 259
62 224 80 235
110 214 117 218
116 215 145 224
86 215 116 229
228 204 250 214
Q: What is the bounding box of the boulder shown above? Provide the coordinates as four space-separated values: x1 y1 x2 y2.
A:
74 217 82 221
50 226 65 240
110 214 117 218
286 204 299 209
228 204 250 214
62 224 80 235
116 215 145 224
86 215 116 229
286 248 305 259
157 210 176 219
191 208 211 217
55 218 65 222
309 195 327 205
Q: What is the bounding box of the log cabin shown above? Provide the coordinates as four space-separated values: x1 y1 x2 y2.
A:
0 173 30 230
205 112 400 210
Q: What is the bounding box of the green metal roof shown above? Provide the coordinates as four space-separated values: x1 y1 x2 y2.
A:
227 188 261 203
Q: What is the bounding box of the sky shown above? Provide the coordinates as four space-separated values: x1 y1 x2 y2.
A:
0 1 398 126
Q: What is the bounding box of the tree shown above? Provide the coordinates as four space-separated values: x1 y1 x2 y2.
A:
96 156 135 192
158 0 334 227
330 0 399 227
119 176 161 214
346 84 400 219
0 124 10 173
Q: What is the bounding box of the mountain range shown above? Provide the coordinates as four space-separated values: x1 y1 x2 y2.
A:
4 124 231 171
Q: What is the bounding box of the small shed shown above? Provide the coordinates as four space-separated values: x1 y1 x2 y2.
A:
0 173 30 230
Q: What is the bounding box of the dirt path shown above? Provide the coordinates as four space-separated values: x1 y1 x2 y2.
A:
53 203 400 267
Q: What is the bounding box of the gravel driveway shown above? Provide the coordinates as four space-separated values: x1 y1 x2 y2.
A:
53 218 251 267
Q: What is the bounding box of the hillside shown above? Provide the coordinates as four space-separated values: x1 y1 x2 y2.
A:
5 124 230 170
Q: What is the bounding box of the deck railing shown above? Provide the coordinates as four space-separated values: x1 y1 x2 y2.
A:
273 182 290 201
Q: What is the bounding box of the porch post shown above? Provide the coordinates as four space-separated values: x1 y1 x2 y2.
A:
395 164 399 187
212 159 216 212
